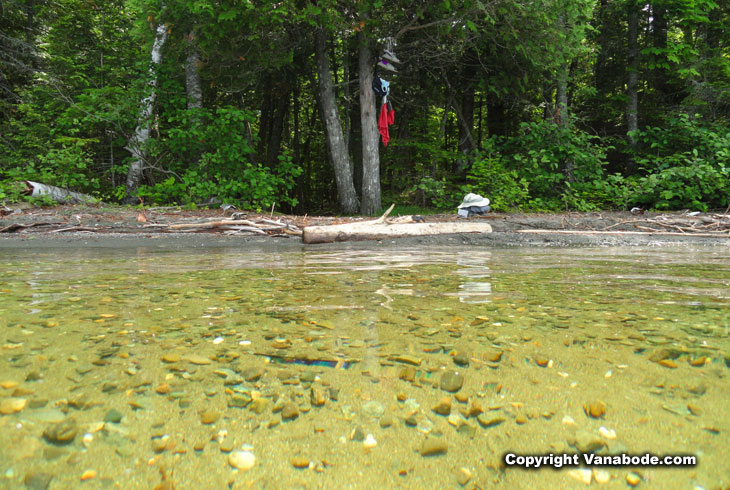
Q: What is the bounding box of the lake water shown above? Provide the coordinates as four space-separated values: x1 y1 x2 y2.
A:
0 246 728 489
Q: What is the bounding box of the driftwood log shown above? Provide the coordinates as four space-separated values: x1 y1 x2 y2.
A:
24 181 99 204
302 204 493 244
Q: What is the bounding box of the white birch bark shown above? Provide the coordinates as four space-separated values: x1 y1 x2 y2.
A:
185 30 202 110
124 23 168 202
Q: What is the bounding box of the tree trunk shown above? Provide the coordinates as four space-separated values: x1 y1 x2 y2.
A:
358 31 381 215
184 31 202 110
594 0 611 95
124 23 168 203
486 93 508 137
314 26 359 214
626 1 639 158
267 76 290 167
556 63 569 127
556 61 574 182
650 3 669 102
457 56 477 159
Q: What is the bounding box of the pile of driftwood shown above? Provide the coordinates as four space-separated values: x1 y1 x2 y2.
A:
144 217 302 236
0 215 303 236
605 213 730 235
520 212 730 238
0 204 495 242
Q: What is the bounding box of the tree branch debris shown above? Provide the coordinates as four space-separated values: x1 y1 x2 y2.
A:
601 213 730 235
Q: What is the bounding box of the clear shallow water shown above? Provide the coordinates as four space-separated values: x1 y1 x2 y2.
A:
0 246 728 489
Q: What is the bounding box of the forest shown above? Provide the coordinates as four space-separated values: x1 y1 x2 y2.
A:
1 0 729 215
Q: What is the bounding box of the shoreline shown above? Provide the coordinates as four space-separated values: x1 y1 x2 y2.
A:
1 229 729 249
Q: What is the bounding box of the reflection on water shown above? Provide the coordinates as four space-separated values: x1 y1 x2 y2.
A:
455 253 492 304
0 246 728 489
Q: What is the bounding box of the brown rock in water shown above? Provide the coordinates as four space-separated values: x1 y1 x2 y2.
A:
432 397 451 416
161 353 180 363
533 355 549 367
467 400 483 418
281 403 299 420
23 472 53 490
583 400 607 419
43 418 78 445
310 387 326 407
454 392 469 404
419 437 448 456
688 356 707 367
440 370 465 393
485 350 503 363
155 384 171 395
200 410 220 424
184 354 212 365
648 348 680 363
291 457 310 469
398 366 416 382
249 398 269 414
658 359 678 369
687 403 702 416
0 397 27 415
242 366 265 382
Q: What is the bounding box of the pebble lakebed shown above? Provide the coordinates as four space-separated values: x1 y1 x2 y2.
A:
0 246 728 489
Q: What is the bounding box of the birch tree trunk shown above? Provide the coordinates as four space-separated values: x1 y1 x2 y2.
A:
185 30 202 110
124 23 168 203
358 32 381 215
314 26 360 214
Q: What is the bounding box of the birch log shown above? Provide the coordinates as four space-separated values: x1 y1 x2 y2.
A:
302 220 492 244
25 181 99 204
124 23 168 202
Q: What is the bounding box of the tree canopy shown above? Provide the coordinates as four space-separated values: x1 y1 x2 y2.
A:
1 0 729 213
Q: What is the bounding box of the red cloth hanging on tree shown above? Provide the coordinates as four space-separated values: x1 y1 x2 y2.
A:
378 100 395 146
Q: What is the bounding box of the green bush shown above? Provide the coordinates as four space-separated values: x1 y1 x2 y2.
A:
466 144 529 211
140 106 302 208
631 115 730 210
503 118 608 200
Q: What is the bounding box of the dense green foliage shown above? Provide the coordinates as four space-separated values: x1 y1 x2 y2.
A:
1 0 729 213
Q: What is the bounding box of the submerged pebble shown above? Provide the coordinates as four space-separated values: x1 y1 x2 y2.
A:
0 397 26 415
583 400 607 419
228 450 256 471
419 437 447 456
440 371 465 393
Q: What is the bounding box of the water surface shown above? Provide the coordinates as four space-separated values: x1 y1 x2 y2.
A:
0 246 728 489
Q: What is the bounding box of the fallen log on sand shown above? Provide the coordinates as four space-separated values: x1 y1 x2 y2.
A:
24 181 99 204
302 204 492 244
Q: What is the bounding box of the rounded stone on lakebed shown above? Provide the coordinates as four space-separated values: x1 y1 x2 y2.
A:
0 397 27 415
432 397 451 416
626 471 642 486
281 403 299 420
103 409 123 424
440 370 465 393
533 354 550 367
420 437 448 456
583 400 607 419
161 353 181 363
43 417 78 444
200 410 220 424
291 457 310 469
228 450 256 471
